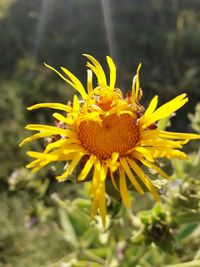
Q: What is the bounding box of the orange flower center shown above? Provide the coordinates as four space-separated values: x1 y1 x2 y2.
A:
78 114 140 160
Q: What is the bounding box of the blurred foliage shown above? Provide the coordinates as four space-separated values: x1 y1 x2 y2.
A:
1 0 200 266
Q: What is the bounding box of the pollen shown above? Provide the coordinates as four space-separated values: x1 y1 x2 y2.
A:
78 114 140 160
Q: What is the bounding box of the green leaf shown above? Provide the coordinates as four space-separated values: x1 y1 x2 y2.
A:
175 223 198 241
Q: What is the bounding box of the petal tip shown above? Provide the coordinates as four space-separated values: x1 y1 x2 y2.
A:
19 142 23 147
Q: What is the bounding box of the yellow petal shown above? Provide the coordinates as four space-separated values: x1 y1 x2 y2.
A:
73 95 80 113
98 181 107 227
127 158 160 201
106 56 116 89
87 69 93 94
84 54 107 85
109 152 119 172
56 152 84 181
132 63 142 102
135 63 142 99
77 154 96 181
31 160 50 173
139 139 183 149
139 95 158 124
62 145 86 155
19 132 52 147
44 63 88 99
26 158 41 169
146 147 188 160
110 171 119 191
90 159 107 226
91 159 101 190
120 158 144 195
140 94 188 129
134 147 155 162
138 157 170 180
61 67 87 99
27 103 72 112
100 163 108 181
52 113 73 124
158 130 200 140
119 166 131 208
44 138 80 153
25 124 70 136
92 199 99 218
27 151 50 158
140 129 159 140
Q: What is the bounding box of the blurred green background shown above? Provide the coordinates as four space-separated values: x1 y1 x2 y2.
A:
1 0 200 266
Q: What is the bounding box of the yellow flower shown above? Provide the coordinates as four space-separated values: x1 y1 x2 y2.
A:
20 54 200 226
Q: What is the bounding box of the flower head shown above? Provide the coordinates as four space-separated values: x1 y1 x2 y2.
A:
20 54 200 226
